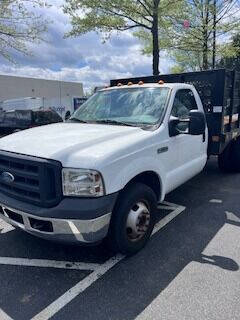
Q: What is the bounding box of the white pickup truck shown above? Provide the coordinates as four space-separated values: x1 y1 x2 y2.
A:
0 69 239 255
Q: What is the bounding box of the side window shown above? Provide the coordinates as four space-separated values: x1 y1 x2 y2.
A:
171 89 198 119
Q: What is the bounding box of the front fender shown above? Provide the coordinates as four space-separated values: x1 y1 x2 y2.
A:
101 155 167 202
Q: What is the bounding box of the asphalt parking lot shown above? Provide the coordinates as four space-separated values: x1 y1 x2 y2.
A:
0 157 240 320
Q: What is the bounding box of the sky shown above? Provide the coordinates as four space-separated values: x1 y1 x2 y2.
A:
0 1 172 93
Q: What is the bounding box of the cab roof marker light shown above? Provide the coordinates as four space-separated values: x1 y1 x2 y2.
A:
117 83 122 87
138 81 144 85
158 80 165 85
127 82 133 86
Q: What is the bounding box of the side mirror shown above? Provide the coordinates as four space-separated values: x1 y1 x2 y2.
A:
65 112 71 121
169 110 206 137
188 110 206 135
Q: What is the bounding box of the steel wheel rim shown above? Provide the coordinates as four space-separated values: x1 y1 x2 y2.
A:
126 201 150 242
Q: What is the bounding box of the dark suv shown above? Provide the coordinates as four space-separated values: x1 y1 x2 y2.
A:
0 108 63 135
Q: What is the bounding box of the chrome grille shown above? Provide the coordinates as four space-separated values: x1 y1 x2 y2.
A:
0 151 62 207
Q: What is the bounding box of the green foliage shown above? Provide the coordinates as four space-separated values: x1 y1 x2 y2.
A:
170 64 185 74
133 0 240 72
218 34 240 70
170 50 203 73
170 0 240 70
64 0 240 73
0 0 48 61
64 0 153 35
64 0 185 75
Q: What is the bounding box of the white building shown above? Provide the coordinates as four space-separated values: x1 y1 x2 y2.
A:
0 74 84 118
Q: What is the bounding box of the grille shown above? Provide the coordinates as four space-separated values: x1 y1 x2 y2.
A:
0 151 62 208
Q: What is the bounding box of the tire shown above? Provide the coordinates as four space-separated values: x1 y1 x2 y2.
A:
218 142 235 172
107 183 157 256
231 137 240 172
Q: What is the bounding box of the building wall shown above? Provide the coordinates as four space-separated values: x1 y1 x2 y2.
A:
0 74 83 102
0 74 84 118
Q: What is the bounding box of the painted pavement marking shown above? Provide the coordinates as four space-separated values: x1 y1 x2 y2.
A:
0 308 13 320
32 202 186 320
0 257 99 271
0 219 15 234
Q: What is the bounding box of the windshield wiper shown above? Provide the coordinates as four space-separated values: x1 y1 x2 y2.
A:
94 119 137 127
68 118 88 123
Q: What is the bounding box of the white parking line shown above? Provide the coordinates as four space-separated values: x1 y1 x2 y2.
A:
0 219 14 234
153 204 186 236
210 199 222 203
0 257 99 271
32 202 186 320
32 255 124 320
0 308 13 320
225 211 240 223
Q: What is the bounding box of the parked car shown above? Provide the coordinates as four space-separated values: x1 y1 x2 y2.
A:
0 108 63 135
0 69 239 255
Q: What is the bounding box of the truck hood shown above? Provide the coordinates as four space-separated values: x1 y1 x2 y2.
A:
0 123 151 168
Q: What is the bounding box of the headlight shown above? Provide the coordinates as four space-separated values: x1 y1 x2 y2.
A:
62 168 105 197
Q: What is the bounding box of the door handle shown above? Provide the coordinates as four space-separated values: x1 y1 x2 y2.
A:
157 147 168 154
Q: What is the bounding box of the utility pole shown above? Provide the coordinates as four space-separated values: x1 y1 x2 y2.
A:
212 0 217 69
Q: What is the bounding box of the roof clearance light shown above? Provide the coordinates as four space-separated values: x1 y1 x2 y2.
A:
138 81 144 85
128 82 133 86
117 83 123 87
158 80 165 85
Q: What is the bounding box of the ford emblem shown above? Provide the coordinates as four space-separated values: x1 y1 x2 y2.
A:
1 172 15 183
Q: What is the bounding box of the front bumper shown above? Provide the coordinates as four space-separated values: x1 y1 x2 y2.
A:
0 204 111 244
0 192 118 244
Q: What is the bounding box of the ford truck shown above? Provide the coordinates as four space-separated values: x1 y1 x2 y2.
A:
0 69 239 255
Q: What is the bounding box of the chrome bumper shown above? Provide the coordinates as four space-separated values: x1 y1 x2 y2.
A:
0 204 111 244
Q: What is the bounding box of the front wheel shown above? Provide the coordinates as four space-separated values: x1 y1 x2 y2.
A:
107 183 157 255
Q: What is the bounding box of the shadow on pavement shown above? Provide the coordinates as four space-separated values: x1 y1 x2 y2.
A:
196 254 239 271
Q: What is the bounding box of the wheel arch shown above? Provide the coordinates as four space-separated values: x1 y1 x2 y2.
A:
122 171 162 202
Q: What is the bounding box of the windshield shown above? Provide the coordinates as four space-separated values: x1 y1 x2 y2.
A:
69 87 170 126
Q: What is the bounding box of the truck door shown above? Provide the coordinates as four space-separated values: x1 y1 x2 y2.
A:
167 88 207 190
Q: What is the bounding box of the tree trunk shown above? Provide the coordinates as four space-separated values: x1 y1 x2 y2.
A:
152 1 160 75
203 38 208 70
212 0 216 69
202 0 210 70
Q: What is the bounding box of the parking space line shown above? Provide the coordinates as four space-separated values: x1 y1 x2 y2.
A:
0 308 13 320
32 255 124 320
32 203 186 320
0 219 14 234
153 205 186 236
225 211 240 226
0 257 99 271
210 199 222 203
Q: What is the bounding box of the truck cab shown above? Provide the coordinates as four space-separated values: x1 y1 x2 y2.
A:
0 81 211 255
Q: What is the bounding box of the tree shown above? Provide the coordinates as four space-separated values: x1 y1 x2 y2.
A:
170 50 203 73
0 0 48 62
63 0 183 76
218 34 240 70
169 0 240 70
